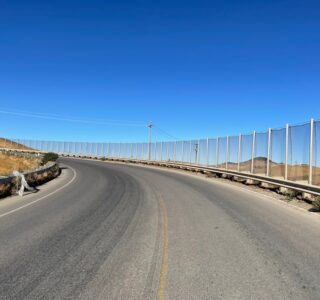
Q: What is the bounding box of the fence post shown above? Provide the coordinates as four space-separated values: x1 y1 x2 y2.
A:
285 124 289 180
309 119 314 185
206 138 209 166
167 143 169 161
216 137 219 167
238 134 241 172
197 139 200 165
174 141 177 162
189 141 192 164
226 136 229 170
267 129 271 176
251 131 256 173
160 142 163 161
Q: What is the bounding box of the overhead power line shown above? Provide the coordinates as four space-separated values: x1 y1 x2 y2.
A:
0 109 145 127
153 125 178 140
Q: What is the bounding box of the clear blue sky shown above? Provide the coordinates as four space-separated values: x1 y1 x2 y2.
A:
1 0 319 142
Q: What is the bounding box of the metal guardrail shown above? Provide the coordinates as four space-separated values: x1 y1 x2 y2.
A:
98 157 320 197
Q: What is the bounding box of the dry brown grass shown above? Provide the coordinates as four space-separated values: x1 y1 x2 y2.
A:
0 138 33 150
0 153 40 176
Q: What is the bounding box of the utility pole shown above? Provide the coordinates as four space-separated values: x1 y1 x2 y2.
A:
147 122 153 161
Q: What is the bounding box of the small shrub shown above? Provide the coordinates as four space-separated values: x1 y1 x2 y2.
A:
41 152 59 166
313 196 320 211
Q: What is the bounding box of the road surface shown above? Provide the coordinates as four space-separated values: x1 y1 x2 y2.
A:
0 158 320 299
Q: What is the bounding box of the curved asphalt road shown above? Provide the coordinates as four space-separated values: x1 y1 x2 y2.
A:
0 158 320 299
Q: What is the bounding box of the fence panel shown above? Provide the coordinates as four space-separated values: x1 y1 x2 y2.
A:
228 136 239 171
288 123 310 182
125 143 130 158
207 139 217 166
161 142 167 161
270 128 286 179
131 143 136 159
175 141 183 162
181 141 191 163
254 131 268 175
240 134 253 172
149 143 155 160
198 139 208 165
154 142 161 161
217 137 227 168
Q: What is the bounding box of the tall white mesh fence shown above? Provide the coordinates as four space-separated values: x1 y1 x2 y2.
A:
3 119 319 186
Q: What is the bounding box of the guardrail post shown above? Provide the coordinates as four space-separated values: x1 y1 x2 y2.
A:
226 136 229 170
251 131 256 173
309 118 314 185
238 134 241 172
267 129 271 176
285 124 289 180
216 138 219 167
206 137 209 166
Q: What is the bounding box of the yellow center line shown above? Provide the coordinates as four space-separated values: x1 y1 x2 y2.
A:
157 192 169 300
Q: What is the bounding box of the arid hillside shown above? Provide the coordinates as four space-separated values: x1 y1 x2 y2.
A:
0 138 33 150
0 153 40 176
